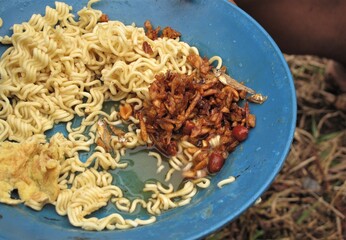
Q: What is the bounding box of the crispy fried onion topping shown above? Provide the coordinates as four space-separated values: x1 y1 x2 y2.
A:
139 54 256 177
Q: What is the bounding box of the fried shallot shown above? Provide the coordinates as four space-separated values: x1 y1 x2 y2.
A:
144 20 181 40
139 54 257 178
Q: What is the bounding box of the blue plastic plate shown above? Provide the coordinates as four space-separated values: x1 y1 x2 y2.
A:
0 0 296 239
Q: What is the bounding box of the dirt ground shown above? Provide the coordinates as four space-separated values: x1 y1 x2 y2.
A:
206 55 346 240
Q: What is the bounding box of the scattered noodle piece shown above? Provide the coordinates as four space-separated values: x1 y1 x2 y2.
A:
217 176 236 188
156 165 165 173
165 168 176 182
192 178 211 189
148 151 162 167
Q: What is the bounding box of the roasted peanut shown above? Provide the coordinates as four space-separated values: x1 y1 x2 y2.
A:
207 152 225 173
232 125 248 141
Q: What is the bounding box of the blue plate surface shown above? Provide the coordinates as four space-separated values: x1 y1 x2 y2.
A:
0 0 296 239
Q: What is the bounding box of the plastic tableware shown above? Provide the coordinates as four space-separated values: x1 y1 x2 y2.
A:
0 1 296 239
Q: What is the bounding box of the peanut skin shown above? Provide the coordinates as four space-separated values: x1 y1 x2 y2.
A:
207 152 225 173
232 125 248 142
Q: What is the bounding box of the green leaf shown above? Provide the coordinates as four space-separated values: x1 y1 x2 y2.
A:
317 131 342 143
319 147 332 160
311 116 318 139
296 209 311 224
251 229 264 240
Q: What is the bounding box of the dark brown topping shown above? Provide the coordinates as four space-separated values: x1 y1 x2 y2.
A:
99 14 109 22
138 54 255 177
144 20 181 40
143 41 154 54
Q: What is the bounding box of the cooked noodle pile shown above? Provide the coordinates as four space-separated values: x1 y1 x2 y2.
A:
0 0 220 230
